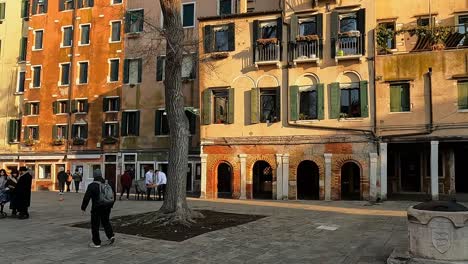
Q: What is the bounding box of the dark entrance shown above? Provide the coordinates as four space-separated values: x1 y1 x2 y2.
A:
455 147 468 193
341 162 361 200
104 164 117 195
400 151 421 192
297 160 320 200
217 162 232 198
253 161 273 199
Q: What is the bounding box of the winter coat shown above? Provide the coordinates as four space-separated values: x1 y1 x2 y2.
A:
81 176 112 211
6 176 18 209
120 172 132 188
57 171 68 183
72 172 82 182
15 172 32 209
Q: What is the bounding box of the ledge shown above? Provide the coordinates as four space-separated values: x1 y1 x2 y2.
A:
384 77 415 83
334 4 361 10
198 10 281 22
335 54 362 62
451 73 468 80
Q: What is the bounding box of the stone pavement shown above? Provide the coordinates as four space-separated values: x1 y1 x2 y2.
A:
0 192 442 264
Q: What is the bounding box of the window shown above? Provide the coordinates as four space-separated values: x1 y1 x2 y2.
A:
109 59 119 82
182 3 195 28
260 88 279 123
38 165 51 179
457 15 468 46
32 0 47 15
390 83 410 112
72 124 87 139
112 0 122 4
185 110 196 135
213 90 230 124
80 24 90 45
339 13 357 33
219 0 231 15
340 83 361 118
21 0 29 18
458 81 468 110
202 88 234 125
60 63 71 85
62 26 73 47
53 125 68 139
25 102 40 116
110 21 121 42
125 9 144 33
53 100 69 114
103 122 119 137
123 58 142 84
32 66 41 88
260 21 277 39
299 88 318 120
417 16 435 27
19 37 28 61
379 22 396 50
25 126 39 140
73 99 88 113
78 61 88 84
59 0 74 11
34 30 43 50
103 97 120 112
299 17 317 36
156 56 166 81
182 54 196 79
8 119 21 143
0 3 5 20
204 23 235 53
77 0 93 8
155 110 169 135
121 111 140 136
17 71 26 93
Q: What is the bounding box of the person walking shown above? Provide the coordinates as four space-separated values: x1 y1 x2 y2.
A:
6 169 18 217
81 175 115 248
145 168 155 201
0 169 8 216
66 170 72 192
57 168 68 194
119 169 132 200
155 170 167 201
16 167 32 219
72 169 83 193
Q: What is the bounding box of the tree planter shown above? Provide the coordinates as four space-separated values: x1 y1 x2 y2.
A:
102 137 118 145
72 138 86 145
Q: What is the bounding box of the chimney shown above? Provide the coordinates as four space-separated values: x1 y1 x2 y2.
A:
239 0 248 14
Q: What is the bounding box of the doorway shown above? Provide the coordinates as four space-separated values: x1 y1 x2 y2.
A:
297 160 320 200
217 162 232 198
341 162 361 200
455 148 468 193
187 163 193 192
400 152 421 192
253 161 273 199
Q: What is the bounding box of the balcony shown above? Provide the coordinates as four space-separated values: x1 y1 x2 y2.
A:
254 40 281 67
335 31 363 61
292 39 321 65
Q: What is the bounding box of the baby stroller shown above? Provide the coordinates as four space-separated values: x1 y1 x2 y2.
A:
0 187 9 218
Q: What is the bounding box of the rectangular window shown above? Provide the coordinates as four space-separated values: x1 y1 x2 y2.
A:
59 0 74 11
54 125 68 139
182 3 195 28
75 99 88 113
156 56 166 81
155 110 169 135
19 37 28 61
182 54 195 79
121 111 140 136
339 13 357 33
260 88 279 123
77 0 93 8
62 26 73 47
34 30 43 50
126 9 144 33
8 120 21 143
32 66 41 88
124 58 142 84
38 164 51 179
109 59 119 82
103 122 118 137
340 83 361 118
458 81 468 110
214 26 229 51
78 61 88 84
111 21 121 42
213 90 229 124
60 63 71 85
379 22 396 50
219 0 231 15
32 0 47 15
204 23 235 53
80 24 90 45
0 3 5 20
390 83 411 112
29 102 40 115
112 0 122 4
299 17 317 36
417 16 435 27
457 15 468 46
25 126 39 140
103 97 120 112
299 88 318 120
260 21 277 39
17 72 26 93
72 124 87 139
54 100 69 114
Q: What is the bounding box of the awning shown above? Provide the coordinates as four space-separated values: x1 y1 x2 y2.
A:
19 155 65 160
67 154 101 160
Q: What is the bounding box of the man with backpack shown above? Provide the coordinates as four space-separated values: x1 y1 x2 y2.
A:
81 175 115 248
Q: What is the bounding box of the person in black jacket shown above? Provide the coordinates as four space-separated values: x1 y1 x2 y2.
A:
81 176 115 248
16 167 32 220
57 168 68 194
6 169 19 217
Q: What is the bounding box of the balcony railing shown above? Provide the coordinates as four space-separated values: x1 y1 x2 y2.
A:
292 40 320 64
255 43 280 66
335 32 363 60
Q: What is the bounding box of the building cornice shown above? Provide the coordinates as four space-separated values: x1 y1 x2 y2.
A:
198 10 282 22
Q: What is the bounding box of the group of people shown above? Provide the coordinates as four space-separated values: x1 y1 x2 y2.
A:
144 168 167 201
0 167 33 219
57 168 83 194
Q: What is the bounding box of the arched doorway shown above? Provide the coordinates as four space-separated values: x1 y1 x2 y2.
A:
341 162 361 200
253 161 273 199
297 160 320 200
217 162 232 198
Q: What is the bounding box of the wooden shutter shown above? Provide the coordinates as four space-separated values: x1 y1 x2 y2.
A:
227 23 235 51
202 89 211 125
21 0 29 18
116 97 121 111
24 103 30 115
203 25 213 53
8 120 15 142
317 83 325 120
155 110 162 135
89 0 94 7
156 56 164 81
252 20 259 62
121 112 128 136
330 11 339 59
114 123 119 137
135 111 140 136
316 14 324 59
77 0 82 8
24 126 29 140
360 80 369 117
138 10 144 32
102 122 106 137
52 125 57 139
124 12 130 32
390 85 401 112
83 125 88 139
0 3 5 19
250 88 260 124
276 17 283 42
43 0 48 13
137 58 143 83
35 126 39 139
329 82 340 119
83 99 89 112
290 15 298 44
52 101 58 114
289 85 299 121
123 59 129 84
70 100 76 113
458 82 468 109
227 88 235 124
357 9 366 55
65 100 70 113
275 87 281 122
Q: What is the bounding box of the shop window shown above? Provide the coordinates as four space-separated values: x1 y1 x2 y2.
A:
38 164 52 179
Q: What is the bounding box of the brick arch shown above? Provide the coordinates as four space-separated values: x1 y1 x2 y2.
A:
206 155 240 199
331 155 368 200
290 156 324 181
246 155 277 199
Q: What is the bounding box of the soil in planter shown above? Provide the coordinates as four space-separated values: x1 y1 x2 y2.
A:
71 210 266 242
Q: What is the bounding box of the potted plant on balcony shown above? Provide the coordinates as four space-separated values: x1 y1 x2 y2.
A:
296 34 320 42
210 52 230 60
396 25 452 51
339 30 361 38
72 137 86 146
24 138 35 146
52 138 66 146
102 136 118 145
256 37 278 46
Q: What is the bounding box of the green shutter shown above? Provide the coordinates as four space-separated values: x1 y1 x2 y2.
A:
290 15 298 44
52 125 57 139
64 125 68 139
135 111 140 136
289 85 299 121
317 83 325 120
125 12 130 32
83 125 88 139
458 82 468 109
70 99 76 112
102 122 106 137
390 85 402 112
250 88 260 124
360 80 369 117
329 82 340 119
401 85 411 111
0 3 5 20
24 126 29 140
25 103 31 115
228 88 235 124
137 58 142 83
83 100 89 112
202 89 211 125
116 97 120 111
357 9 366 55
52 101 58 114
123 59 129 84
316 13 323 38
155 110 162 135
121 112 128 136
8 120 15 142
275 87 281 122
65 100 70 113
103 98 108 112
156 56 164 81
114 123 119 137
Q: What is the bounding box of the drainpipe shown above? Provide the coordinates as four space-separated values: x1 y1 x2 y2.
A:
66 4 78 157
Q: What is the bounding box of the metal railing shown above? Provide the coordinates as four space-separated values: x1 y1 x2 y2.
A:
292 40 320 61
255 43 280 63
336 35 362 57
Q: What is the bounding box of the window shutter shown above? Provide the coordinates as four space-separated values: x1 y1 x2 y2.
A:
70 100 76 113
8 120 15 142
125 12 130 33
52 125 57 139
135 111 140 136
458 82 468 109
289 85 299 121
317 83 325 120
390 85 401 112
21 0 29 18
252 20 259 62
156 56 164 81
121 112 128 136
137 58 142 83
360 80 369 117
401 85 410 111
102 98 109 112
65 100 70 113
77 0 83 8
227 23 235 51
228 88 235 124
83 125 88 139
24 103 30 115
43 0 48 12
116 97 120 111
59 0 65 11
35 126 39 139
0 3 5 20
123 59 129 84
329 82 340 119
71 125 76 138
52 101 58 114
138 10 144 32
357 9 366 55
102 122 106 137
89 0 94 7
24 126 29 140
83 100 89 112
276 17 283 42
250 88 260 124
155 110 162 135
290 15 298 44
32 0 37 14
203 25 213 53
316 13 323 38
190 53 197 79
115 123 119 137
202 89 211 125
275 87 281 122
330 11 339 59
37 102 40 114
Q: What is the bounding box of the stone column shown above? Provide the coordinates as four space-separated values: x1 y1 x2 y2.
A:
379 142 388 200
369 153 378 201
200 154 208 199
275 154 283 200
238 154 247 199
448 149 456 195
430 141 439 200
282 154 290 200
324 153 332 201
